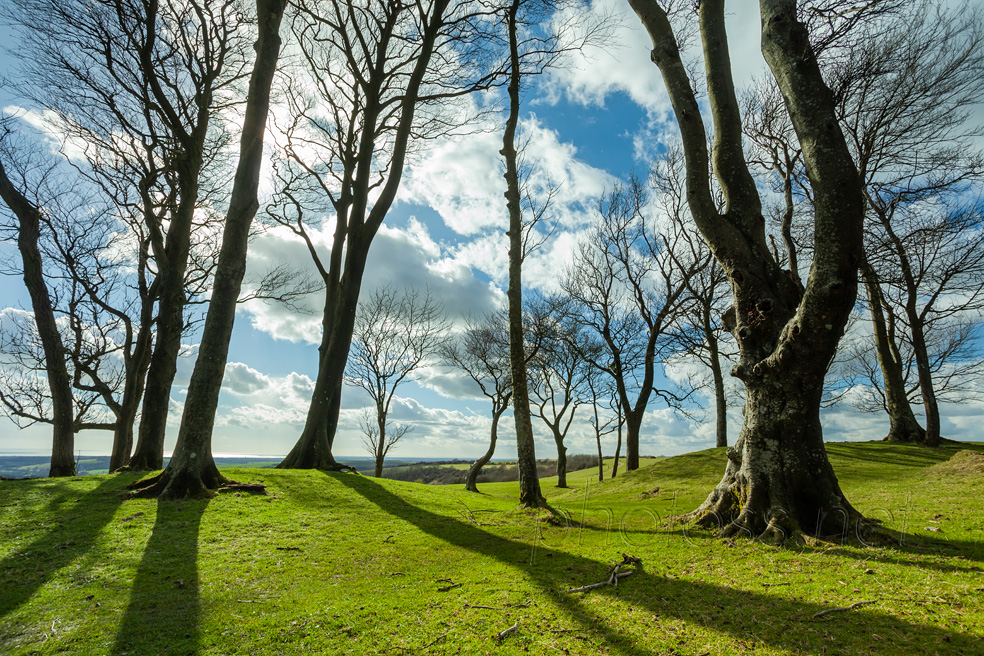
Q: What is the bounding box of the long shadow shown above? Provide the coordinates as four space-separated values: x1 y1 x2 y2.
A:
331 473 981 656
0 475 136 620
109 498 208 655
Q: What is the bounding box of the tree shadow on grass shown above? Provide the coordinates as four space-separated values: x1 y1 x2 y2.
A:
0 474 137 621
331 473 979 656
108 498 208 656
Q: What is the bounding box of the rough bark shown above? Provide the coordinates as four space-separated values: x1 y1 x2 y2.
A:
860 260 926 443
629 0 866 540
502 0 544 508
0 160 76 477
131 0 288 499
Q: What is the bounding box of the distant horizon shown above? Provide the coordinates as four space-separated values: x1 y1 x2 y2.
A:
0 451 607 461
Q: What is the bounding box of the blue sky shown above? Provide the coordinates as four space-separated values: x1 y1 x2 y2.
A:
1 1 982 460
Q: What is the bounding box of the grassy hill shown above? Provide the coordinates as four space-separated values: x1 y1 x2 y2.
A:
1 441 982 655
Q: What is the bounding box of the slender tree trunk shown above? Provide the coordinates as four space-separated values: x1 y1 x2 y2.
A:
611 421 622 479
595 433 603 482
0 161 76 477
109 320 154 471
130 0 287 498
374 412 386 477
465 406 505 493
503 0 543 508
624 409 642 471
860 261 926 443
907 313 941 447
710 351 728 448
278 278 363 470
128 167 201 471
554 431 568 488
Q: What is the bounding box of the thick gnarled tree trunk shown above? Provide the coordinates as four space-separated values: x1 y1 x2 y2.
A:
629 0 867 540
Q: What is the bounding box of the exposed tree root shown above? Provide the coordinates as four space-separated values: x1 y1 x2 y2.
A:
126 465 230 500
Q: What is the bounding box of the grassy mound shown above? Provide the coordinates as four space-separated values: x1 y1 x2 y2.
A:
1 441 982 655
927 449 984 477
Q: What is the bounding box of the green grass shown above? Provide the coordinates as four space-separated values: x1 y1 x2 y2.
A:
1 442 982 655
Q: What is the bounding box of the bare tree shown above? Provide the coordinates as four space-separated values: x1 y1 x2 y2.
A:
629 0 868 540
528 315 592 488
439 312 513 493
272 0 502 471
651 148 736 448
2 0 256 471
344 286 449 478
129 0 289 499
0 137 76 476
560 177 696 472
359 409 413 478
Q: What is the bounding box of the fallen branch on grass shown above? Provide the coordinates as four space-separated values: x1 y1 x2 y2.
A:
496 622 519 640
220 483 267 493
813 600 876 619
566 554 642 594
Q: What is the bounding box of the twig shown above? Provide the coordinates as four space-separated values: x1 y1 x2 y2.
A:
464 603 498 610
567 554 642 594
506 600 532 608
566 571 634 593
762 582 791 587
438 582 462 592
423 632 449 649
813 600 876 619
275 546 301 552
496 622 519 640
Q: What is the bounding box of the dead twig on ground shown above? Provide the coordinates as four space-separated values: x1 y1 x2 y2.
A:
496 622 519 640
813 600 876 619
566 554 642 594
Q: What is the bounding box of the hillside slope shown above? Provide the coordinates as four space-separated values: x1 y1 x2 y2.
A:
1 441 982 655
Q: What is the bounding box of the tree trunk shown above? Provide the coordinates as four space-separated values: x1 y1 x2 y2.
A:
465 406 505 493
374 412 386 477
130 0 287 498
630 0 867 540
707 330 728 448
611 422 621 479
129 162 202 471
502 0 543 508
860 262 926 443
0 161 76 477
595 435 603 482
693 370 862 541
907 313 941 447
278 279 360 470
554 431 568 488
623 408 642 471
109 320 154 471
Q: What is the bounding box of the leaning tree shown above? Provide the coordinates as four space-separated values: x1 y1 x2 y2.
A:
628 0 869 540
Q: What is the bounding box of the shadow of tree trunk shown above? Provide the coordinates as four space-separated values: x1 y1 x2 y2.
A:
109 499 208 655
